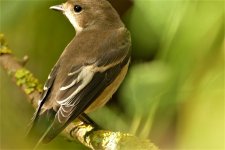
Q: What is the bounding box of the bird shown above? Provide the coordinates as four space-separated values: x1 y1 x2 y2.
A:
27 0 131 148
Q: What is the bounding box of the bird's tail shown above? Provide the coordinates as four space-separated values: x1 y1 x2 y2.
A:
26 108 56 149
33 122 54 150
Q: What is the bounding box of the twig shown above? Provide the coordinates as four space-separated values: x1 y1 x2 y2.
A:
0 33 159 150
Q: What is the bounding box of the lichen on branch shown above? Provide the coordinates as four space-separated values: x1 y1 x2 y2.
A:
0 33 12 54
14 68 43 94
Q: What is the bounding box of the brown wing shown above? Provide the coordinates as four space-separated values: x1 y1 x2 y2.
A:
43 55 130 142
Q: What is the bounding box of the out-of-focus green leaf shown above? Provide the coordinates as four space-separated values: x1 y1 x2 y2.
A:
176 49 224 149
120 61 173 137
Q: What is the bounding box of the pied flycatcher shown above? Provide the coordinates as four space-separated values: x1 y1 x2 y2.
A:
27 0 131 146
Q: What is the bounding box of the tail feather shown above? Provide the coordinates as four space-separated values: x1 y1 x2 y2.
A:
42 115 70 143
26 109 56 149
33 122 54 150
26 106 41 138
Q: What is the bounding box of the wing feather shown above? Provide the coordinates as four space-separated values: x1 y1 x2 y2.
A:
26 65 59 137
42 55 130 142
38 65 59 105
57 65 95 105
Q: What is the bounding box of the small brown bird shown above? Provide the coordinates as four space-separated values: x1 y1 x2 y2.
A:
27 0 131 147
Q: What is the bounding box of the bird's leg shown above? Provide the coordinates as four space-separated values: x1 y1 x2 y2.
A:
78 113 103 143
79 113 102 130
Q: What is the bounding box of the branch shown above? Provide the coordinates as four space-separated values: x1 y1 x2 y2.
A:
0 33 159 150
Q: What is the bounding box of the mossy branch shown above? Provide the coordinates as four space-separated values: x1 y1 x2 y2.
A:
0 33 159 150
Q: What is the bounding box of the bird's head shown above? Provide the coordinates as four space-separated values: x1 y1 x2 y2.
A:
50 0 124 33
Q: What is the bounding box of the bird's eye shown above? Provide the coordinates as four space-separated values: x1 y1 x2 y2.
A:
74 5 82 13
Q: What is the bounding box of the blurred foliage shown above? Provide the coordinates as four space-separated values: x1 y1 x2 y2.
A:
0 0 224 150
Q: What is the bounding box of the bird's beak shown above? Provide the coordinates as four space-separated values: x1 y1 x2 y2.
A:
50 4 64 12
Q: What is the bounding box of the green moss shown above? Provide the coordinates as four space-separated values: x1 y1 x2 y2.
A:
0 33 12 54
0 46 12 54
14 68 43 94
0 33 6 45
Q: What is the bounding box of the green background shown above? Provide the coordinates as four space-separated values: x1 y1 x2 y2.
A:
0 0 224 149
